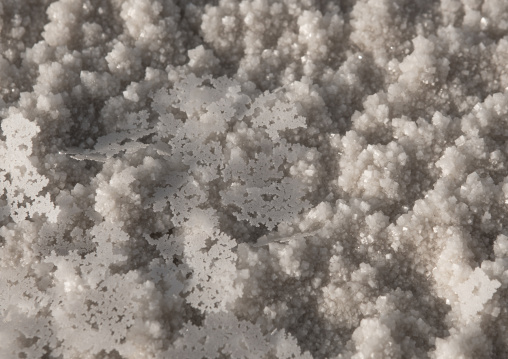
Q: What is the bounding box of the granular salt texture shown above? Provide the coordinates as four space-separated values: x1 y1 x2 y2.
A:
1 0 508 358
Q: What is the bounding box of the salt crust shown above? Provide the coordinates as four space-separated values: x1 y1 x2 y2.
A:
1 0 508 358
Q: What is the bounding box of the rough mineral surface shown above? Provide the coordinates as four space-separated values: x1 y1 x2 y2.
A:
1 0 508 358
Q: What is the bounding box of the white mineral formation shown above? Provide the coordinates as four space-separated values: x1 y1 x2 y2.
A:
1 0 507 358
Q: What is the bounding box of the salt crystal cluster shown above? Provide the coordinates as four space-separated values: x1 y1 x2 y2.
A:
1 0 508 358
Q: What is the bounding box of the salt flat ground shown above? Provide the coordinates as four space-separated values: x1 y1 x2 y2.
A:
1 1 508 358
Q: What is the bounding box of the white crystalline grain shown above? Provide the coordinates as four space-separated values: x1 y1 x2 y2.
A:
1 0 508 358
455 267 501 321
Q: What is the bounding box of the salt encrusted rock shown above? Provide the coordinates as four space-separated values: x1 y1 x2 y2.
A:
1 0 508 358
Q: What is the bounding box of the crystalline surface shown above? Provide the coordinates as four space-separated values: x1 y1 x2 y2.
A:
1 0 508 358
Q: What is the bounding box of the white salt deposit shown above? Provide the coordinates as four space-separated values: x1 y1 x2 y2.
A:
1 0 508 358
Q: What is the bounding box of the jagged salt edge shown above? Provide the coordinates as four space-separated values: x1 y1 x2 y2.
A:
253 230 320 247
